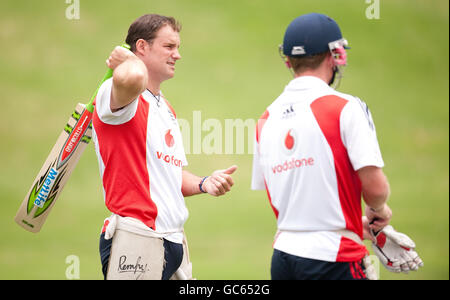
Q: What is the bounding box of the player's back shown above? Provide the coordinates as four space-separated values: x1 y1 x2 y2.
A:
252 75 372 262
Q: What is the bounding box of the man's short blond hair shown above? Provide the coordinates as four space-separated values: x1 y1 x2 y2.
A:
288 51 329 74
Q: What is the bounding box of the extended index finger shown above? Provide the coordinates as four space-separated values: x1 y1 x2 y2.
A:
223 165 237 175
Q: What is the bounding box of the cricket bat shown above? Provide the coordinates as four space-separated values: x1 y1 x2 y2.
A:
15 44 130 233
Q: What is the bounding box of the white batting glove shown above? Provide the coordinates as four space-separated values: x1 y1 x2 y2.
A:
371 225 424 273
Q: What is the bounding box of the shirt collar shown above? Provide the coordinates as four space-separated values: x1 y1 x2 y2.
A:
284 76 331 92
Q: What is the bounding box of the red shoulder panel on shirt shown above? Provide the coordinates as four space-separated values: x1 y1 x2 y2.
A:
93 95 158 230
163 98 177 118
310 95 363 240
256 110 269 143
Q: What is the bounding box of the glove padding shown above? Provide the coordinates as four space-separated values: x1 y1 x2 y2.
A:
371 225 424 273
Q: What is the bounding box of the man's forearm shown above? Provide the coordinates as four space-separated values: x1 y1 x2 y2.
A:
182 165 236 197
111 57 147 110
106 46 148 111
358 166 390 210
181 170 202 197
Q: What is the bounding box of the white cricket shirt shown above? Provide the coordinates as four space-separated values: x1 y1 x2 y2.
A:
252 76 384 262
92 78 188 244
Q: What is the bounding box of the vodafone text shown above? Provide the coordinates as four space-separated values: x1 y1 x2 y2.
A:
156 151 183 168
272 157 314 174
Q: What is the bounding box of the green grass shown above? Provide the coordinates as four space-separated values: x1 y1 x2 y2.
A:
0 0 448 280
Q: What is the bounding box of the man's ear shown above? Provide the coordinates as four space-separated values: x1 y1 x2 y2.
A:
326 52 336 68
135 39 148 56
285 58 291 69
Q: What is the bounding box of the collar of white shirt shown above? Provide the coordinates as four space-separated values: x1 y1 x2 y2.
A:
285 75 331 92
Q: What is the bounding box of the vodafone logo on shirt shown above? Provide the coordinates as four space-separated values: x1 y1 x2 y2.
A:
272 128 314 174
272 157 314 174
156 129 183 168
156 151 183 167
284 129 296 153
165 129 175 147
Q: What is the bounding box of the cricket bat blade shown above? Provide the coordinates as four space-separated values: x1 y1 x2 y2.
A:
15 103 93 233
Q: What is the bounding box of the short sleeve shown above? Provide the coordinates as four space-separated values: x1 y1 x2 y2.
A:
95 78 139 125
340 97 384 171
251 134 265 190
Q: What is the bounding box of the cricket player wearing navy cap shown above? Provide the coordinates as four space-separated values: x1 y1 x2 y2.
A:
252 13 423 279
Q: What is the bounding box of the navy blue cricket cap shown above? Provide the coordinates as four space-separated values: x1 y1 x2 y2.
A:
282 13 348 57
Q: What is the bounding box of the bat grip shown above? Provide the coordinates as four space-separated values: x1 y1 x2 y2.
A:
85 43 131 112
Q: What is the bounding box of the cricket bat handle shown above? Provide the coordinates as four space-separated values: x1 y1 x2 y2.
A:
85 43 131 112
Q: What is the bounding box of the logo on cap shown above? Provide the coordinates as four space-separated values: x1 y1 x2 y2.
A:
291 46 306 55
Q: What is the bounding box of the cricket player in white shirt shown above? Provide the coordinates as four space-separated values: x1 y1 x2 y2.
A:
93 14 237 280
252 13 423 279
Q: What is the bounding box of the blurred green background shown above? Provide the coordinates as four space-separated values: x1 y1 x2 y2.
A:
0 0 448 280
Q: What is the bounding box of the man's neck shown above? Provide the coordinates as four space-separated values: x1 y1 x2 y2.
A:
146 78 161 96
295 66 332 85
